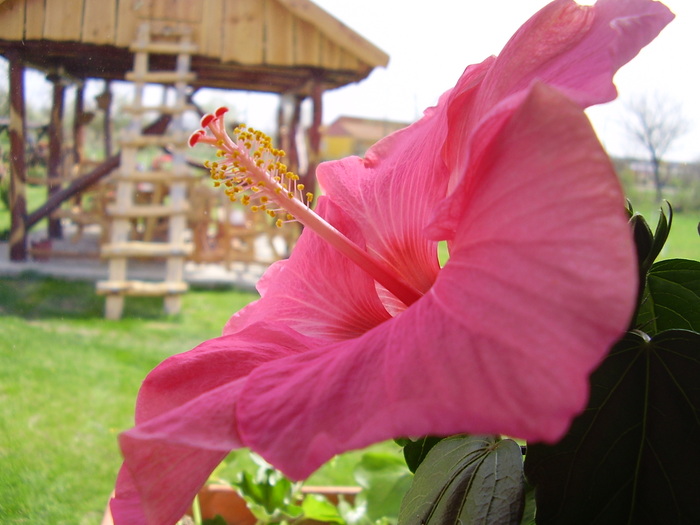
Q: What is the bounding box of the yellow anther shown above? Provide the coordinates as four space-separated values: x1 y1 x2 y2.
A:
241 195 251 206
251 205 260 212
287 191 294 199
306 192 314 203
276 219 284 228
297 184 305 191
286 213 294 221
260 196 269 203
267 210 276 217
216 150 225 157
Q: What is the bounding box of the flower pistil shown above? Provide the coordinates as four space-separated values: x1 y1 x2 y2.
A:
190 107 424 307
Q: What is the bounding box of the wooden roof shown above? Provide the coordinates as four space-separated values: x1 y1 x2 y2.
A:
0 0 388 95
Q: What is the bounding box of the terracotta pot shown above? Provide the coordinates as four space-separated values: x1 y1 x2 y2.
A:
195 484 362 525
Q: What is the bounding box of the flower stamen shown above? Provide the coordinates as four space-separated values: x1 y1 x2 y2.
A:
190 107 424 307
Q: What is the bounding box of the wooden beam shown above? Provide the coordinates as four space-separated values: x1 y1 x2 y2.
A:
73 83 86 164
97 81 113 157
288 94 303 175
303 77 323 195
47 74 66 239
8 52 27 261
26 114 173 229
275 0 389 68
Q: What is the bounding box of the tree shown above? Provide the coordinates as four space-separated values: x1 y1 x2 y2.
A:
623 92 690 201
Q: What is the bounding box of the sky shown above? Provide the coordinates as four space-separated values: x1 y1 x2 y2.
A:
9 0 699 162
223 0 699 163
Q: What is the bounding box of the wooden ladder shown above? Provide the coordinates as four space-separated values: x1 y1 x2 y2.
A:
97 23 197 320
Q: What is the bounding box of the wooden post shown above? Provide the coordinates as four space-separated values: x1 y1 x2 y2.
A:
47 73 65 239
288 95 303 175
96 81 113 158
73 83 85 164
303 78 323 196
8 52 27 261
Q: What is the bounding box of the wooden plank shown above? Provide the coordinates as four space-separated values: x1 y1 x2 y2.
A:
121 103 195 114
125 71 196 84
111 169 195 183
0 0 25 40
275 0 388 67
222 0 264 64
101 242 192 258
25 0 46 39
129 41 197 55
119 133 188 148
200 0 224 57
115 0 142 47
82 0 116 44
294 17 320 66
319 39 342 70
43 0 84 41
8 53 27 261
106 203 190 218
96 280 189 296
148 0 201 23
265 0 294 65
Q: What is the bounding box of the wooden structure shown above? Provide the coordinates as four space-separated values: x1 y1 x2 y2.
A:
0 0 388 315
95 23 195 319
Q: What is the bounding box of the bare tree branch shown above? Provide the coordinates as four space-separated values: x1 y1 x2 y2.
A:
623 92 690 201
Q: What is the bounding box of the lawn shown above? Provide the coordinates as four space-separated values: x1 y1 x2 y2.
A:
0 279 259 524
0 276 404 524
0 189 696 524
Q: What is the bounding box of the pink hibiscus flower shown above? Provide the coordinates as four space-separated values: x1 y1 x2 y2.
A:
111 1 673 523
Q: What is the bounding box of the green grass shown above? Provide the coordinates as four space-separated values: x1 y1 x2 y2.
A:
0 275 403 524
0 277 258 524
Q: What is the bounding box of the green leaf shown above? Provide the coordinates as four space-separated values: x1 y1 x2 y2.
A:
525 330 700 524
353 452 413 523
301 494 345 524
398 435 525 525
636 259 700 334
402 436 444 473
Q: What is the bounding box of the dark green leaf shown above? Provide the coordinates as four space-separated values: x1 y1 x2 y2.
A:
525 330 700 525
402 436 444 473
398 435 525 525
636 259 700 334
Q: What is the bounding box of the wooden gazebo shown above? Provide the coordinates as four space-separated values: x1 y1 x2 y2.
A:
0 0 389 262
0 0 387 318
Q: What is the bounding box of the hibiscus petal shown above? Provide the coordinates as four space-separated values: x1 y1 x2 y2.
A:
113 325 317 524
478 0 673 110
236 83 637 480
313 61 493 294
439 0 673 218
225 198 392 340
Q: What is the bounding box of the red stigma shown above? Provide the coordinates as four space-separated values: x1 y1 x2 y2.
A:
188 130 205 147
200 114 215 128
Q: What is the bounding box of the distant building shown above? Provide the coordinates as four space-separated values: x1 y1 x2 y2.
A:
321 116 411 160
